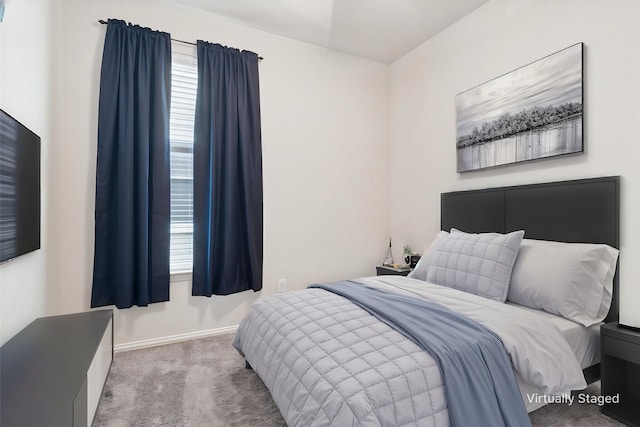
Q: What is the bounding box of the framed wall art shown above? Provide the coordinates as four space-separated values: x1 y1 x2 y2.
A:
456 43 583 172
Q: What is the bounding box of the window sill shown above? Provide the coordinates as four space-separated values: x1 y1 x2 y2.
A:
170 271 192 283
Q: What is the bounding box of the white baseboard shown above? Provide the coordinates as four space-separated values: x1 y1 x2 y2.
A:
114 325 238 353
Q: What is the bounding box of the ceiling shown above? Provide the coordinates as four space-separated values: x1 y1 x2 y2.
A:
165 0 490 64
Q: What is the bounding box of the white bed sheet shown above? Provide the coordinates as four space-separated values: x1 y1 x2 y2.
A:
506 302 601 369
356 276 587 395
358 276 599 413
504 302 601 412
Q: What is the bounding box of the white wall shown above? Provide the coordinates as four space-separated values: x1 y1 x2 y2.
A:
389 0 640 324
0 0 56 346
50 0 389 346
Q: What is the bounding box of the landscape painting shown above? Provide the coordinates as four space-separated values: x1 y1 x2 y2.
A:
456 43 583 172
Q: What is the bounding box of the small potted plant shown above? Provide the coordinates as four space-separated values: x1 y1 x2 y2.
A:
403 245 413 266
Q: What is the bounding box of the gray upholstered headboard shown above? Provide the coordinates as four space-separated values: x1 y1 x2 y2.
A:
440 176 620 323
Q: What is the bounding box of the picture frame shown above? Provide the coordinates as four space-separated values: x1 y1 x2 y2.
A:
456 43 584 172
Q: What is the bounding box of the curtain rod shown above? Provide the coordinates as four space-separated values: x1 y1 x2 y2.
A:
98 20 263 60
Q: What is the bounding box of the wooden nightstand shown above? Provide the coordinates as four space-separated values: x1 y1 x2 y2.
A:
376 265 412 277
601 321 640 426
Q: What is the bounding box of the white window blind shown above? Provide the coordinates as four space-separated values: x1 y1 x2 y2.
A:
169 47 197 273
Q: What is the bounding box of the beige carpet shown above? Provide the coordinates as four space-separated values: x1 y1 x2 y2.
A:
93 334 624 426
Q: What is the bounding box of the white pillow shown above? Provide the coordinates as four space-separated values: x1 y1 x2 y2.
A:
407 231 448 281
507 239 619 326
426 228 525 302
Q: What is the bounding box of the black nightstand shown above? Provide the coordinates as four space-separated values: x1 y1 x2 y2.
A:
376 266 412 277
601 321 640 426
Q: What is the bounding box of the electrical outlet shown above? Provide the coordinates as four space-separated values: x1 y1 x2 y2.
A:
278 278 287 293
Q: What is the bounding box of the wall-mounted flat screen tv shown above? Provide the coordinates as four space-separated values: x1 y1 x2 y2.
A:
0 109 41 263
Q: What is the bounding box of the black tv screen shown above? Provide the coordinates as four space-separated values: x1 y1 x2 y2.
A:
0 109 41 263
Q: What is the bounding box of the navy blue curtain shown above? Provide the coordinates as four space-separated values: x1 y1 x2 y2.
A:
192 41 263 296
91 19 171 308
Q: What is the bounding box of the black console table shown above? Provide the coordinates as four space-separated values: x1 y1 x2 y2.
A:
1 310 113 427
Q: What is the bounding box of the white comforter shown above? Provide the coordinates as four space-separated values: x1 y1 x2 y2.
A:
233 276 586 426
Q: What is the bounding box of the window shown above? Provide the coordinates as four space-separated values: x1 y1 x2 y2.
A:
169 46 197 273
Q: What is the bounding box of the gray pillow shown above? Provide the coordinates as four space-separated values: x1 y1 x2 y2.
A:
507 239 619 326
407 231 448 281
426 228 525 302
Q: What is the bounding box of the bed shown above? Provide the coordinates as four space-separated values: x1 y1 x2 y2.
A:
233 176 620 426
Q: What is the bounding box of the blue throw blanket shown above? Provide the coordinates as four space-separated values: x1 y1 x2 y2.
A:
309 281 531 427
